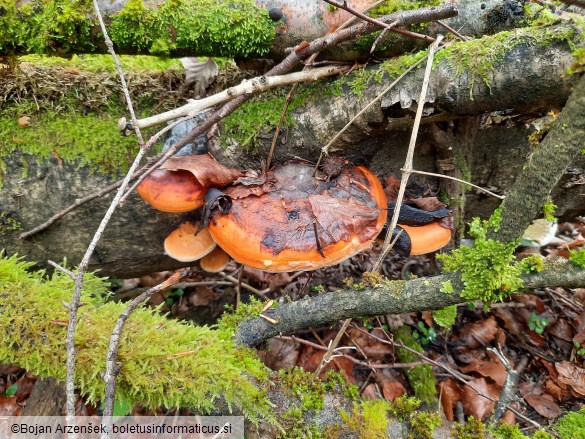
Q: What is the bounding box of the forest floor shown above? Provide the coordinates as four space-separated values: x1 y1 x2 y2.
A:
1 215 584 437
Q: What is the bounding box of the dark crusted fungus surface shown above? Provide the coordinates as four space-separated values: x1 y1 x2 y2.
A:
222 162 384 256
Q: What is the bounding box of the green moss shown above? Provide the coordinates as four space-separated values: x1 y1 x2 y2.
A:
0 0 95 54
409 411 441 439
554 409 585 439
279 367 326 412
542 199 558 222
19 54 185 73
0 0 274 58
221 85 314 150
453 417 487 439
0 253 274 422
324 369 360 400
0 212 22 236
518 255 545 273
569 248 585 268
492 423 554 439
394 327 438 409
434 20 585 96
109 0 275 57
341 399 392 439
0 112 139 177
322 50 426 99
568 47 585 74
432 304 457 329
438 209 523 303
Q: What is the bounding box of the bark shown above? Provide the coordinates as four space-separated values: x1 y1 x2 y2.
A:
495 73 585 243
235 259 585 346
212 29 580 169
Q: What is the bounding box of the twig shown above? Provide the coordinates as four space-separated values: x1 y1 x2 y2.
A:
373 35 444 272
411 170 505 199
315 55 428 171
278 335 425 369
101 272 182 432
218 272 269 298
127 66 347 130
235 265 244 310
488 348 529 426
48 260 75 280
322 0 397 30
64 0 148 419
436 20 470 41
266 83 298 170
314 318 352 377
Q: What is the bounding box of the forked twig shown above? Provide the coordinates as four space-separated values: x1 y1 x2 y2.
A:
373 35 444 272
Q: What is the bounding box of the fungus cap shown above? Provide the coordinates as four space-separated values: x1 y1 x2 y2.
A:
164 221 216 262
399 223 452 255
200 247 230 273
208 162 387 272
137 170 205 213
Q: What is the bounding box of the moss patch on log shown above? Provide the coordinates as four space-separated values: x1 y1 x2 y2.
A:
0 253 275 422
0 0 275 58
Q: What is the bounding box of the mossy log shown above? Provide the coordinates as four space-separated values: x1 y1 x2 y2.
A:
2 22 585 278
2 0 524 60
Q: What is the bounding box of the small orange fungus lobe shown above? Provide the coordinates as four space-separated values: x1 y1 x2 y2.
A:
137 170 205 213
400 223 452 255
200 247 230 273
208 161 387 272
164 221 216 262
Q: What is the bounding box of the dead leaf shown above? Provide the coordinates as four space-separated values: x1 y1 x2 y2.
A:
258 337 299 370
556 361 585 396
0 396 22 416
384 175 401 201
524 393 563 419
296 346 354 379
457 316 499 349
189 286 218 307
361 383 379 400
548 318 574 342
439 379 461 421
573 311 585 345
17 115 30 127
516 294 546 313
460 355 508 387
545 378 564 401
346 327 393 358
409 197 446 212
161 154 243 188
461 378 499 420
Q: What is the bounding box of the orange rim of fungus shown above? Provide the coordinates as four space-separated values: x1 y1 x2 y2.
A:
200 247 230 273
208 162 387 272
164 221 216 262
137 169 205 213
399 222 452 255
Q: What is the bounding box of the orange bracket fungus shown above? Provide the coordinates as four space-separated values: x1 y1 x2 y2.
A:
385 202 452 256
137 154 242 213
200 247 230 273
206 161 388 272
164 221 216 262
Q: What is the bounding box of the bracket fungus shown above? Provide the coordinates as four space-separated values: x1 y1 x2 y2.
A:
163 221 216 262
200 247 230 273
137 154 242 213
206 161 388 272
